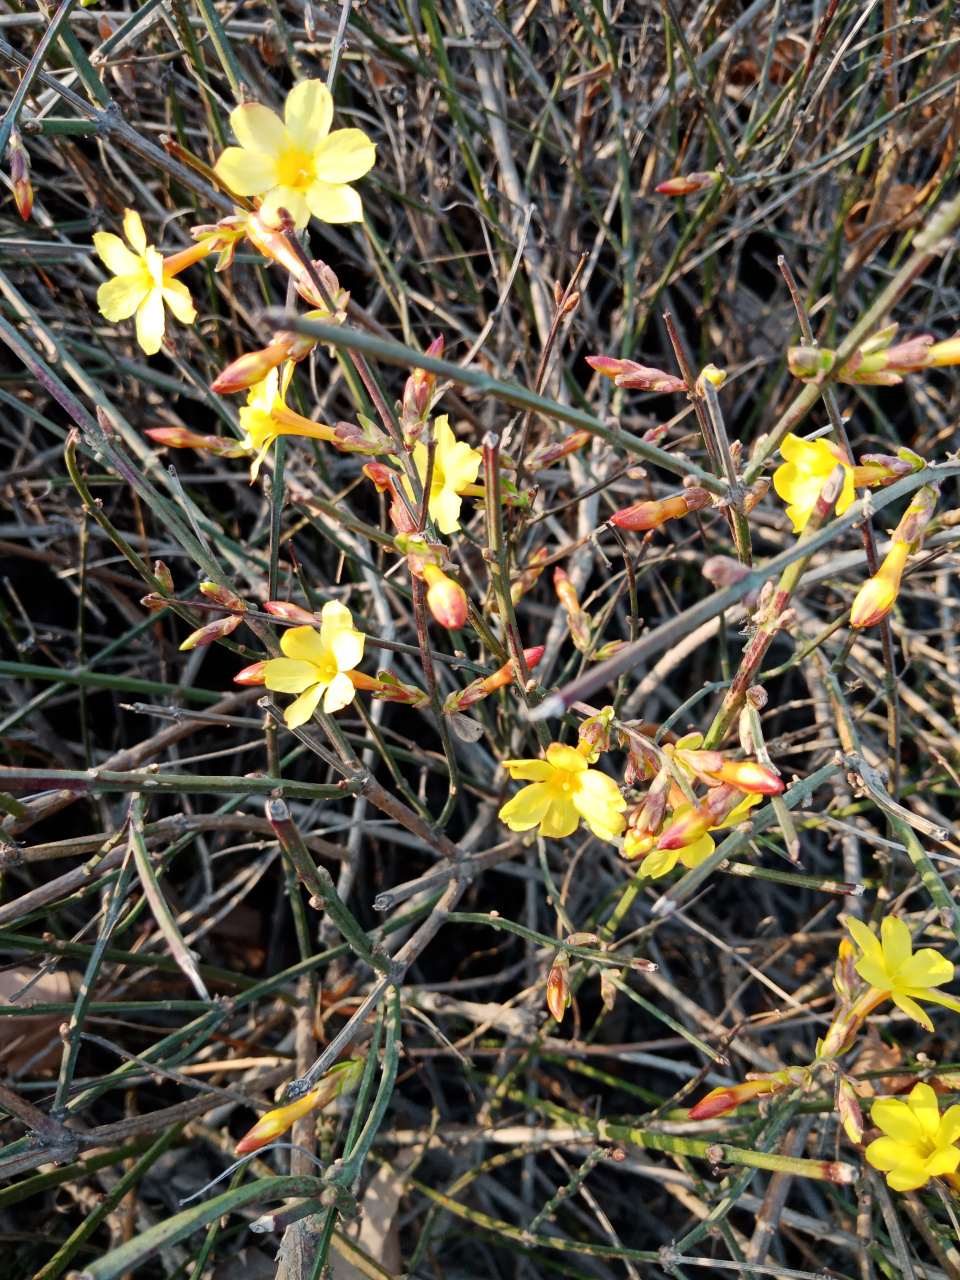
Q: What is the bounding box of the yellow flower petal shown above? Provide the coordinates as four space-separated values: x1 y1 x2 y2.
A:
679 831 716 867
880 915 913 971
135 288 165 355
431 484 463 535
847 916 882 962
898 947 954 988
314 129 377 184
259 184 312 230
865 1136 916 1171
161 278 197 325
545 742 588 774
330 625 363 672
93 231 142 277
885 1163 931 1192
640 847 681 879
891 991 934 1032
215 146 279 197
122 208 147 256
907 1083 941 1138
305 179 364 224
323 670 356 713
924 1146 960 1178
280 625 327 663
539 793 580 839
443 440 482 491
872 1097 922 1145
501 759 554 782
285 79 333 152
263 657 318 694
230 103 288 157
937 1105 960 1147
285 682 325 728
500 782 553 832
97 273 151 323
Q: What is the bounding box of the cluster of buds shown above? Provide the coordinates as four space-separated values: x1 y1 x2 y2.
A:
851 483 938 628
179 581 247 650
400 336 443 447
444 646 544 714
330 414 394 456
687 1066 813 1120
145 426 248 457
788 323 960 387
619 723 660 786
651 781 745 853
577 705 615 760
140 559 175 611
655 170 720 197
7 129 32 223
546 933 598 1022
234 1057 364 1154
363 461 417 533
586 354 686 394
609 486 710 531
623 764 673 858
525 429 592 472
554 567 591 652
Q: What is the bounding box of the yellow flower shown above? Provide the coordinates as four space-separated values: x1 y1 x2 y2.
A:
847 915 960 1032
235 1058 364 1153
408 415 481 535
639 794 760 880
263 605 364 727
772 432 855 532
94 209 196 355
499 742 626 842
214 80 375 228
239 366 335 480
866 1083 960 1191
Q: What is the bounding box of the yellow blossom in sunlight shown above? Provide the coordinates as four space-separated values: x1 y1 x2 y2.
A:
239 366 335 480
639 793 760 880
408 415 482 535
866 1083 960 1191
847 916 960 1032
94 209 196 355
263 605 364 727
772 432 855 533
499 742 626 842
215 80 375 228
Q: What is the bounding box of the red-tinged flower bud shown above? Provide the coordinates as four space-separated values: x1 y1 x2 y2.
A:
245 212 309 277
656 804 711 851
145 427 245 457
930 335 960 366
688 1074 792 1120
180 614 242 651
850 541 909 629
412 336 443 393
655 170 719 197
894 482 938 548
586 355 686 393
878 336 935 373
153 560 174 594
610 488 710 531
480 645 544 694
199 580 245 610
579 705 614 756
511 546 550 605
787 346 835 383
234 660 267 685
362 461 399 493
370 668 429 707
526 430 593 472
140 592 167 612
212 343 298 394
546 954 570 1022
838 1077 863 1145
594 639 630 662
833 938 860 1003
702 555 751 589
422 563 468 629
706 759 784 795
263 600 318 625
553 566 580 613
7 128 32 222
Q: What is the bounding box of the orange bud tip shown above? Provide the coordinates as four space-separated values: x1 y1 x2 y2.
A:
688 1090 739 1121
233 661 267 685
263 600 317 624
710 760 784 795
655 171 718 196
423 565 468 630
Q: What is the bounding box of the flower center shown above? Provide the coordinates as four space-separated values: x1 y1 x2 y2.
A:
552 770 576 793
313 655 339 683
276 148 317 191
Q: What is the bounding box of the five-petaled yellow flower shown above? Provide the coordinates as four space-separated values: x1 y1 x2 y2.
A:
94 209 197 355
499 742 626 842
215 80 375 229
866 1083 960 1191
773 432 855 533
263 605 364 727
239 366 335 480
407 415 482 535
847 915 960 1032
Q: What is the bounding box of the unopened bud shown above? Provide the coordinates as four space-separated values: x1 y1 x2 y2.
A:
180 614 242 650
610 488 710 531
695 364 726 395
144 427 245 457
263 600 318 625
212 341 304 394
526 430 592 472
850 541 910 629
655 170 719 197
422 563 468 630
153 560 174 594
8 128 32 222
702 555 751 589
199 580 245 610
546 953 571 1021
233 660 267 685
586 355 686 393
